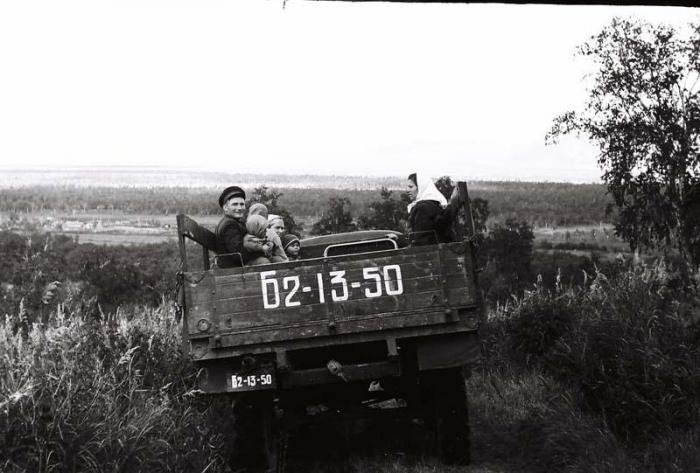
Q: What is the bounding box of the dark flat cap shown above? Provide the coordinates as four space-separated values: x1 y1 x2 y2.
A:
219 186 246 208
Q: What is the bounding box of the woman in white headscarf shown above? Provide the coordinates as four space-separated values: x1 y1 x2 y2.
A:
406 172 449 246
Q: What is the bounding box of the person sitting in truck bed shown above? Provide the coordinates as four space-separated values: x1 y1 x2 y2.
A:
267 214 286 236
244 214 288 265
215 186 249 268
248 204 288 263
406 172 449 246
281 233 301 260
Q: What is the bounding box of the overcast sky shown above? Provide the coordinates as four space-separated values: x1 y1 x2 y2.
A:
0 1 696 182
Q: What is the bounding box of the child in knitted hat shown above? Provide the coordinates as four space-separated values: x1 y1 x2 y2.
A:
243 214 272 265
281 234 301 261
247 203 288 263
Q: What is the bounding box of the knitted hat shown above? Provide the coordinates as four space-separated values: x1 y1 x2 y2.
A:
281 233 300 250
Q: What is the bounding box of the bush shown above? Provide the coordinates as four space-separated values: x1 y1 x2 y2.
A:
493 261 700 443
506 284 579 363
0 304 234 473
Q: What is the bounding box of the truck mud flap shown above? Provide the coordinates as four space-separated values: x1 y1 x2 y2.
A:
415 332 480 371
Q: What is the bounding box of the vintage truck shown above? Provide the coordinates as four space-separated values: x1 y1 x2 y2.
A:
175 182 483 472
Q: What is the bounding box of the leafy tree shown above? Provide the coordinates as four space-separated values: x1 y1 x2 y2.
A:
248 185 303 235
547 18 700 264
435 176 455 200
433 175 490 236
480 219 535 302
471 198 490 236
356 187 410 232
311 197 357 235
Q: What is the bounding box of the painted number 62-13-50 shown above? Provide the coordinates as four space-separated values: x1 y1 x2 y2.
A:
260 265 404 309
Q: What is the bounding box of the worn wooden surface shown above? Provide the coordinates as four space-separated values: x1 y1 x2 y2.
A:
183 241 478 345
177 214 217 271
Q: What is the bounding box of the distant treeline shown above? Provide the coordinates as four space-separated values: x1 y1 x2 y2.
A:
0 182 612 226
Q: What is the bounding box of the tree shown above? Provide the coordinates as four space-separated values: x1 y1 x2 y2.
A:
547 18 700 264
356 187 410 232
433 175 490 236
248 185 303 236
311 197 357 235
480 219 535 302
471 198 490 236
435 176 455 200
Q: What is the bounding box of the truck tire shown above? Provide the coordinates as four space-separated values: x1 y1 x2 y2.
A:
232 393 286 473
420 367 470 465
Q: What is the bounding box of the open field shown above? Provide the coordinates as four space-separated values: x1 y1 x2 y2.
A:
66 232 176 246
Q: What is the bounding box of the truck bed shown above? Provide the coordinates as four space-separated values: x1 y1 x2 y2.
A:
183 241 480 362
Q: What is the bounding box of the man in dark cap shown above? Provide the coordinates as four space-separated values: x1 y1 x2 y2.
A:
215 186 248 268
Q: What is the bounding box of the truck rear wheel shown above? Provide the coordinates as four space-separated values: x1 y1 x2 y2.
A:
420 367 470 465
232 393 286 473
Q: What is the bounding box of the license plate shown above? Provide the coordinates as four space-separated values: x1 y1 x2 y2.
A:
228 368 276 392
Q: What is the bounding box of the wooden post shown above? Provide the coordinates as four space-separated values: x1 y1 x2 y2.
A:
459 182 476 240
449 181 475 242
176 214 188 272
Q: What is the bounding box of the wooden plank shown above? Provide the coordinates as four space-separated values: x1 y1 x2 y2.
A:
209 249 442 285
177 214 217 252
217 308 464 347
187 285 474 336
185 261 445 305
207 289 442 330
186 261 444 305
196 325 479 361
196 271 473 317
184 244 473 304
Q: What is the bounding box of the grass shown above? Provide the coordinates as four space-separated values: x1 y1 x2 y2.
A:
2 261 699 472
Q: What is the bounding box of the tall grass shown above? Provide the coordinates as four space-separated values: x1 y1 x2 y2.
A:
480 260 700 471
2 261 699 472
1 305 234 473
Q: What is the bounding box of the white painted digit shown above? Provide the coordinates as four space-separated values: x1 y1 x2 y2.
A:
383 265 404 295
330 270 349 301
260 270 280 309
283 276 301 307
317 273 325 303
363 267 382 298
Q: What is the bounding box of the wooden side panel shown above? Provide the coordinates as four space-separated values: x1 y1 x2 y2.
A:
183 241 477 343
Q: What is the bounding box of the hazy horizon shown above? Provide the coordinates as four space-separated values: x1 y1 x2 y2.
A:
1 2 695 183
0 166 607 189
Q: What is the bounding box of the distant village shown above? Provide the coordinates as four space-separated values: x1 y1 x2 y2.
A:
0 212 174 236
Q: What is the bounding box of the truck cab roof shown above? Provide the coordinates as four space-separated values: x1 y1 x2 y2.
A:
300 230 407 259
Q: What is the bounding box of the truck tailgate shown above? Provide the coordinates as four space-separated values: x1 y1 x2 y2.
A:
183 242 479 349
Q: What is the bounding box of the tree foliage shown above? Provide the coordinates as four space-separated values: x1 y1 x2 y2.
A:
434 176 455 200
479 219 535 302
433 175 490 234
248 185 303 235
311 197 357 235
548 18 700 263
356 187 410 232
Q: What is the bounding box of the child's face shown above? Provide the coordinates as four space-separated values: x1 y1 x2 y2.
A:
286 242 300 257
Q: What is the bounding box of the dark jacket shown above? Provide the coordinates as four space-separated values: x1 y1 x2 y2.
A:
408 200 448 246
215 215 248 268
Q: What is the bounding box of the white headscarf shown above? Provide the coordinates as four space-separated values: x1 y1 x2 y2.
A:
407 173 448 213
267 214 284 228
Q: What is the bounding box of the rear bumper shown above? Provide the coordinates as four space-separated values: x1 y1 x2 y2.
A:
197 357 401 394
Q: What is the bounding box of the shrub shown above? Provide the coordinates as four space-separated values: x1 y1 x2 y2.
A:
506 284 579 363
490 260 700 443
0 304 234 473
